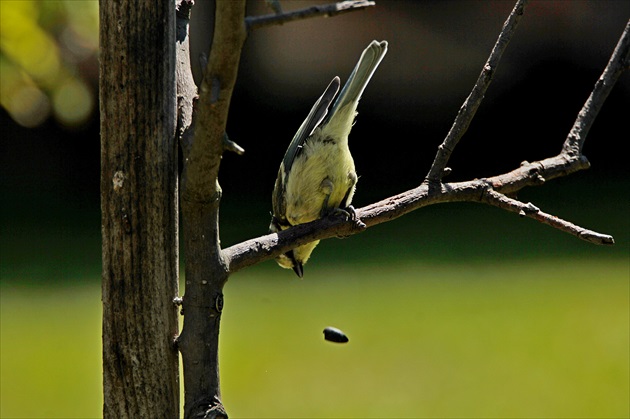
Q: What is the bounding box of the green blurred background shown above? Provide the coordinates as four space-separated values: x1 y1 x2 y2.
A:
1 1 628 418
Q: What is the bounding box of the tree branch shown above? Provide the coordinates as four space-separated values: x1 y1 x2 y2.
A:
182 3 246 201
245 0 376 31
222 4 628 274
481 189 614 245
176 0 198 155
425 0 527 185
222 155 606 273
178 2 247 418
562 19 630 157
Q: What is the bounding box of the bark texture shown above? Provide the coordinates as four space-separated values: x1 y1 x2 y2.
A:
177 2 247 418
100 0 179 417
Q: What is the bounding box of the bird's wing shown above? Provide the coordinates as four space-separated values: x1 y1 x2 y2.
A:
281 76 340 174
324 40 387 126
272 77 340 224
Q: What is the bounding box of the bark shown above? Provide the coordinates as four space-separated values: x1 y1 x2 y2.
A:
100 0 179 417
177 2 247 418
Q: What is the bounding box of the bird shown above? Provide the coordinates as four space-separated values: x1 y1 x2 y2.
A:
269 40 388 277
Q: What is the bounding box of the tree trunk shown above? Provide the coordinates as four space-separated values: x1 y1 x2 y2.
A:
100 1 179 417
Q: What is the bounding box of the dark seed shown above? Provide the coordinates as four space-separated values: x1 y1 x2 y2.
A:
323 326 349 343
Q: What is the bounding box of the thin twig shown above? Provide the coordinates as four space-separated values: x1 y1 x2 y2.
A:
245 0 375 31
223 132 245 155
424 0 527 185
562 19 630 158
481 189 615 245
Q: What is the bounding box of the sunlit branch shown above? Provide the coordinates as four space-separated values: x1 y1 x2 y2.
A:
245 0 375 31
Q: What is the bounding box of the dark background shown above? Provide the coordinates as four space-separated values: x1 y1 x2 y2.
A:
1 0 629 282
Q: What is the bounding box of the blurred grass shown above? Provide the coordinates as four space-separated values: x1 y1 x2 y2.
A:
220 260 629 418
1 178 628 417
0 284 102 418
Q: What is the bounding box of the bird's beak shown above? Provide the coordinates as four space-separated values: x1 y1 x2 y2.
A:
292 262 304 278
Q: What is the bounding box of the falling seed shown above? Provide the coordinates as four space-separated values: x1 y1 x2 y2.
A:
323 326 349 343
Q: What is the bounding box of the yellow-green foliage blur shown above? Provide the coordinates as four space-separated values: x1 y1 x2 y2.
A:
0 1 98 128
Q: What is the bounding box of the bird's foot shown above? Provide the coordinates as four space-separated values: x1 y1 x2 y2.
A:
332 205 366 230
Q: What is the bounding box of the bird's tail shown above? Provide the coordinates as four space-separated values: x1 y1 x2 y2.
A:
324 40 388 131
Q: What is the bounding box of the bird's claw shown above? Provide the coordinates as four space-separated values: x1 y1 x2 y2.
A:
332 205 365 230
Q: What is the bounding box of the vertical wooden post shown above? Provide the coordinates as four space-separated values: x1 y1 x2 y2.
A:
100 0 179 417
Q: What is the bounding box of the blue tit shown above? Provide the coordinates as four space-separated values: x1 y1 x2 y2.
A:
269 40 388 277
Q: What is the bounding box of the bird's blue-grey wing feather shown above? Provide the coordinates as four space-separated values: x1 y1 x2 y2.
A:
281 77 340 174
